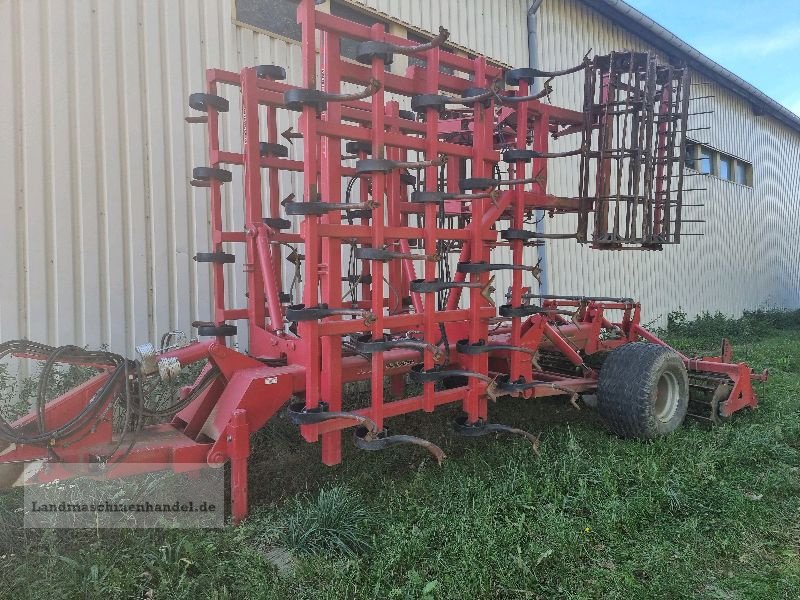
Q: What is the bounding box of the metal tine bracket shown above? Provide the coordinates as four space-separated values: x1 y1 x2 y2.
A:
286 303 376 324
351 334 444 362
355 26 450 65
283 78 382 112
287 401 445 464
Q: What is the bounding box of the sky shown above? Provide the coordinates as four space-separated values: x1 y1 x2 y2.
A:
624 0 800 116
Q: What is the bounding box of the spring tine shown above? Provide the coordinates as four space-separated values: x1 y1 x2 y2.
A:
484 424 541 454
354 428 446 465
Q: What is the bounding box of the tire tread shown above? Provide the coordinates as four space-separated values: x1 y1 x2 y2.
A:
597 342 688 439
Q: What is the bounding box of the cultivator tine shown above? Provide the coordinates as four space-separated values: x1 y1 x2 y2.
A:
288 402 445 464
287 401 376 431
354 427 446 465
283 78 382 112
356 25 449 65
352 334 444 362
453 416 540 455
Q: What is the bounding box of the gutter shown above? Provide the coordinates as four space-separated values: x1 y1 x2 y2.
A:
583 0 800 133
528 0 549 295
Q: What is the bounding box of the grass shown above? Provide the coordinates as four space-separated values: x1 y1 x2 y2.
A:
0 311 799 599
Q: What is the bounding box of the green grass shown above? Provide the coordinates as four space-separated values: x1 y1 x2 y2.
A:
1 314 799 599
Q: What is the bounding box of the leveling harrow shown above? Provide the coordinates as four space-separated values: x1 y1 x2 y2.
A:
0 1 766 522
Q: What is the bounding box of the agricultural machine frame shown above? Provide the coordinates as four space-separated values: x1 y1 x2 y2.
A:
0 0 766 523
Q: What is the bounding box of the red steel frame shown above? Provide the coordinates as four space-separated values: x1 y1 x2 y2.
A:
0 0 767 523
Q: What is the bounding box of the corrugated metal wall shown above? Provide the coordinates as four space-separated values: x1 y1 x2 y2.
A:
0 0 529 353
354 0 529 65
2 0 797 355
537 0 800 325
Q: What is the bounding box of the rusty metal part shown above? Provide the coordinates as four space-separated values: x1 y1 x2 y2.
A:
687 373 734 424
283 78 382 111
356 26 450 65
286 304 375 325
453 415 540 454
354 426 446 465
576 52 691 248
352 334 443 362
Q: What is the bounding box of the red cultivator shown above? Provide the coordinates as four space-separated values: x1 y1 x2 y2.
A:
0 1 767 523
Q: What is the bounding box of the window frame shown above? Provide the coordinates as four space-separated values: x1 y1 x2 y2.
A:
684 139 753 188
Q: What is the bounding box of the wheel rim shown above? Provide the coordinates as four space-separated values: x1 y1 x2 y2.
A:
654 371 680 422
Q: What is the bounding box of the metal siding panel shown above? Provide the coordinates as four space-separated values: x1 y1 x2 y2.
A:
46 0 76 347
71 0 104 346
119 0 153 351
20 0 51 344
0 0 22 342
97 0 128 348
356 0 528 65
163 0 193 340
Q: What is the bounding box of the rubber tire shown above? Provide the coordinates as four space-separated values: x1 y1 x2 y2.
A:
596 342 688 439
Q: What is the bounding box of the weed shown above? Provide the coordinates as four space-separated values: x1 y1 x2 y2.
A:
246 485 373 559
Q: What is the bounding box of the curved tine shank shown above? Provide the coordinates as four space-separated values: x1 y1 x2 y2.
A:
485 424 541 454
497 86 552 104
393 340 443 361
395 155 447 170
451 80 504 106
391 26 450 56
503 175 547 186
448 190 498 200
529 60 589 79
324 411 379 434
323 78 382 103
383 434 447 465
495 344 539 357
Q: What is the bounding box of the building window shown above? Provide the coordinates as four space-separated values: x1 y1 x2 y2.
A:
735 161 751 186
699 146 713 175
234 0 302 42
719 155 732 181
685 141 697 170
685 139 753 187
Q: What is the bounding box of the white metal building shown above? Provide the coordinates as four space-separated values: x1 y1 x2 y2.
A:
2 0 798 353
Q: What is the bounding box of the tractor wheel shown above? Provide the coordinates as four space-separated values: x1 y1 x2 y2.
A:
596 342 688 439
